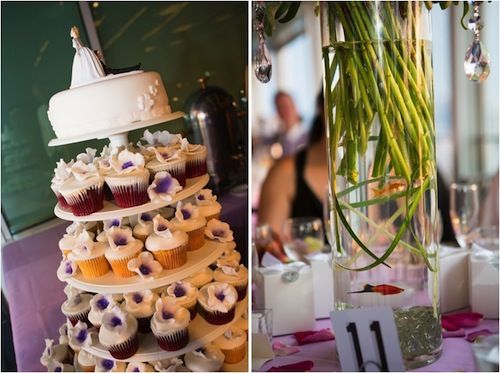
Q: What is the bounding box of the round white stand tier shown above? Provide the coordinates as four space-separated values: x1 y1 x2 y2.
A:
84 298 247 362
66 240 234 293
48 111 185 147
54 175 209 221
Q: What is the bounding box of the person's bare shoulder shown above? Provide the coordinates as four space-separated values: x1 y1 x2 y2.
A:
265 156 296 191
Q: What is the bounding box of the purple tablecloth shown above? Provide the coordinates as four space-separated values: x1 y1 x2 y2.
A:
2 188 247 372
258 317 499 372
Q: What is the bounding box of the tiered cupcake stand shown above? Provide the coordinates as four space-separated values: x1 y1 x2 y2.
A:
48 117 247 371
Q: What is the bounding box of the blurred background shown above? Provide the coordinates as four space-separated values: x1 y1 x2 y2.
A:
251 2 499 254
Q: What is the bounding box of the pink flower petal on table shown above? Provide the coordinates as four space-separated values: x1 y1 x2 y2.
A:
443 328 466 338
466 329 494 343
443 312 483 328
272 341 301 356
267 360 314 372
294 329 335 345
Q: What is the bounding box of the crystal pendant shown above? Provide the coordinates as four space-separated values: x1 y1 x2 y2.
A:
464 39 490 82
254 39 272 83
467 15 483 32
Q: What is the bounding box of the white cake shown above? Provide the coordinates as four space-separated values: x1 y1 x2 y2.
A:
48 71 172 139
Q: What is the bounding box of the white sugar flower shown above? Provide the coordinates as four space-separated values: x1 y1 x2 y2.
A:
65 222 85 236
67 320 93 350
153 147 182 163
102 306 129 333
152 214 175 238
72 230 95 257
175 202 199 222
217 250 241 268
106 226 135 250
110 149 145 174
40 339 55 367
57 259 78 281
76 148 97 164
205 219 233 242
154 297 181 323
52 159 74 185
195 189 217 205
152 358 184 372
147 172 182 203
206 283 237 313
70 160 99 182
90 294 116 314
124 290 155 308
127 252 163 280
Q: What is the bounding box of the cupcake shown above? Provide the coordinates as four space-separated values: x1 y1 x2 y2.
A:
145 215 188 269
195 189 222 221
59 223 96 258
213 327 247 364
67 320 94 352
77 350 96 372
94 358 127 372
151 298 190 351
184 344 225 372
105 149 150 207
96 218 125 242
162 281 198 320
47 360 75 372
40 339 72 367
51 159 75 210
123 290 159 333
171 202 206 251
59 160 104 216
197 282 238 325
213 264 248 301
61 285 92 326
69 230 110 278
132 212 155 242
97 145 119 201
127 251 163 279
182 267 213 289
99 306 139 359
147 172 182 204
125 362 155 372
88 294 116 329
180 139 207 178
104 227 143 277
151 358 187 372
146 147 187 187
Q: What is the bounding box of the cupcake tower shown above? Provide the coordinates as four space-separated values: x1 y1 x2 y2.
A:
44 133 248 372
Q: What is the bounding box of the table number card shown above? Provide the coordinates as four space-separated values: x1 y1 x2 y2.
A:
330 307 405 372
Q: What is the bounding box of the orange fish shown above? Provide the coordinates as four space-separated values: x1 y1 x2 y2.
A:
349 284 404 295
372 181 406 197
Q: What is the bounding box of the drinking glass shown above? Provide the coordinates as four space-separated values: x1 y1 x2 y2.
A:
450 182 480 248
254 223 287 263
471 227 499 270
252 308 273 342
282 217 324 262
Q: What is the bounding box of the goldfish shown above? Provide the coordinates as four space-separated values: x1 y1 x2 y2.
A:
372 181 406 197
349 284 404 296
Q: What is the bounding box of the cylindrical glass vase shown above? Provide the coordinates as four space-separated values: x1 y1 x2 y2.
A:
320 2 442 369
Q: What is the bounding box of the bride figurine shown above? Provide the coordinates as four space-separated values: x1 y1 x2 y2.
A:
70 26 105 88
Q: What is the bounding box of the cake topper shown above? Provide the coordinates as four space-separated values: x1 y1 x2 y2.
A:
95 49 142 75
70 26 106 88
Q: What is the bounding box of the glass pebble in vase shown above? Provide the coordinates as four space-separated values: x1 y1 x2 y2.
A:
320 2 441 368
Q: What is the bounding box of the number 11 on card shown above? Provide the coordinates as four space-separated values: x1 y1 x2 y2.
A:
331 307 405 372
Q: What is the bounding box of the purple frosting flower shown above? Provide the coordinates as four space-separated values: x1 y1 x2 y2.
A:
64 262 73 275
173 284 186 297
141 213 152 221
110 219 120 227
212 229 225 238
197 194 205 201
111 316 122 327
76 329 88 343
181 208 191 220
102 359 114 371
122 161 134 170
114 234 128 246
54 367 62 372
96 298 109 310
157 224 167 231
133 293 143 304
155 176 172 194
215 291 225 302
139 264 151 275
133 368 140 372
162 311 174 320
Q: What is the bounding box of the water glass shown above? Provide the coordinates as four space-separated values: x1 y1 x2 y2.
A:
472 334 499 371
282 217 324 262
252 308 273 342
450 182 480 248
471 227 499 270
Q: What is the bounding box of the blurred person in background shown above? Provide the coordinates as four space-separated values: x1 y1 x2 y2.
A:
271 91 309 157
258 92 327 256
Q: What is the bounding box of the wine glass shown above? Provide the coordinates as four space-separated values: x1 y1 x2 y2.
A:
450 182 480 248
282 217 324 262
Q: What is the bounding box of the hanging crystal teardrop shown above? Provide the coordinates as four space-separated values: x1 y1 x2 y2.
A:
464 39 490 82
254 38 272 83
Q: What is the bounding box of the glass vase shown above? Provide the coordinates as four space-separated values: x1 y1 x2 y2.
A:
320 2 442 369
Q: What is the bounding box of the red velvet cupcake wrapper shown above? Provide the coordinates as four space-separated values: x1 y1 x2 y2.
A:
65 185 104 216
108 333 139 359
186 159 207 178
103 183 114 201
155 328 189 351
67 309 91 328
235 284 248 302
56 193 71 210
187 303 198 321
108 183 149 208
198 304 235 325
